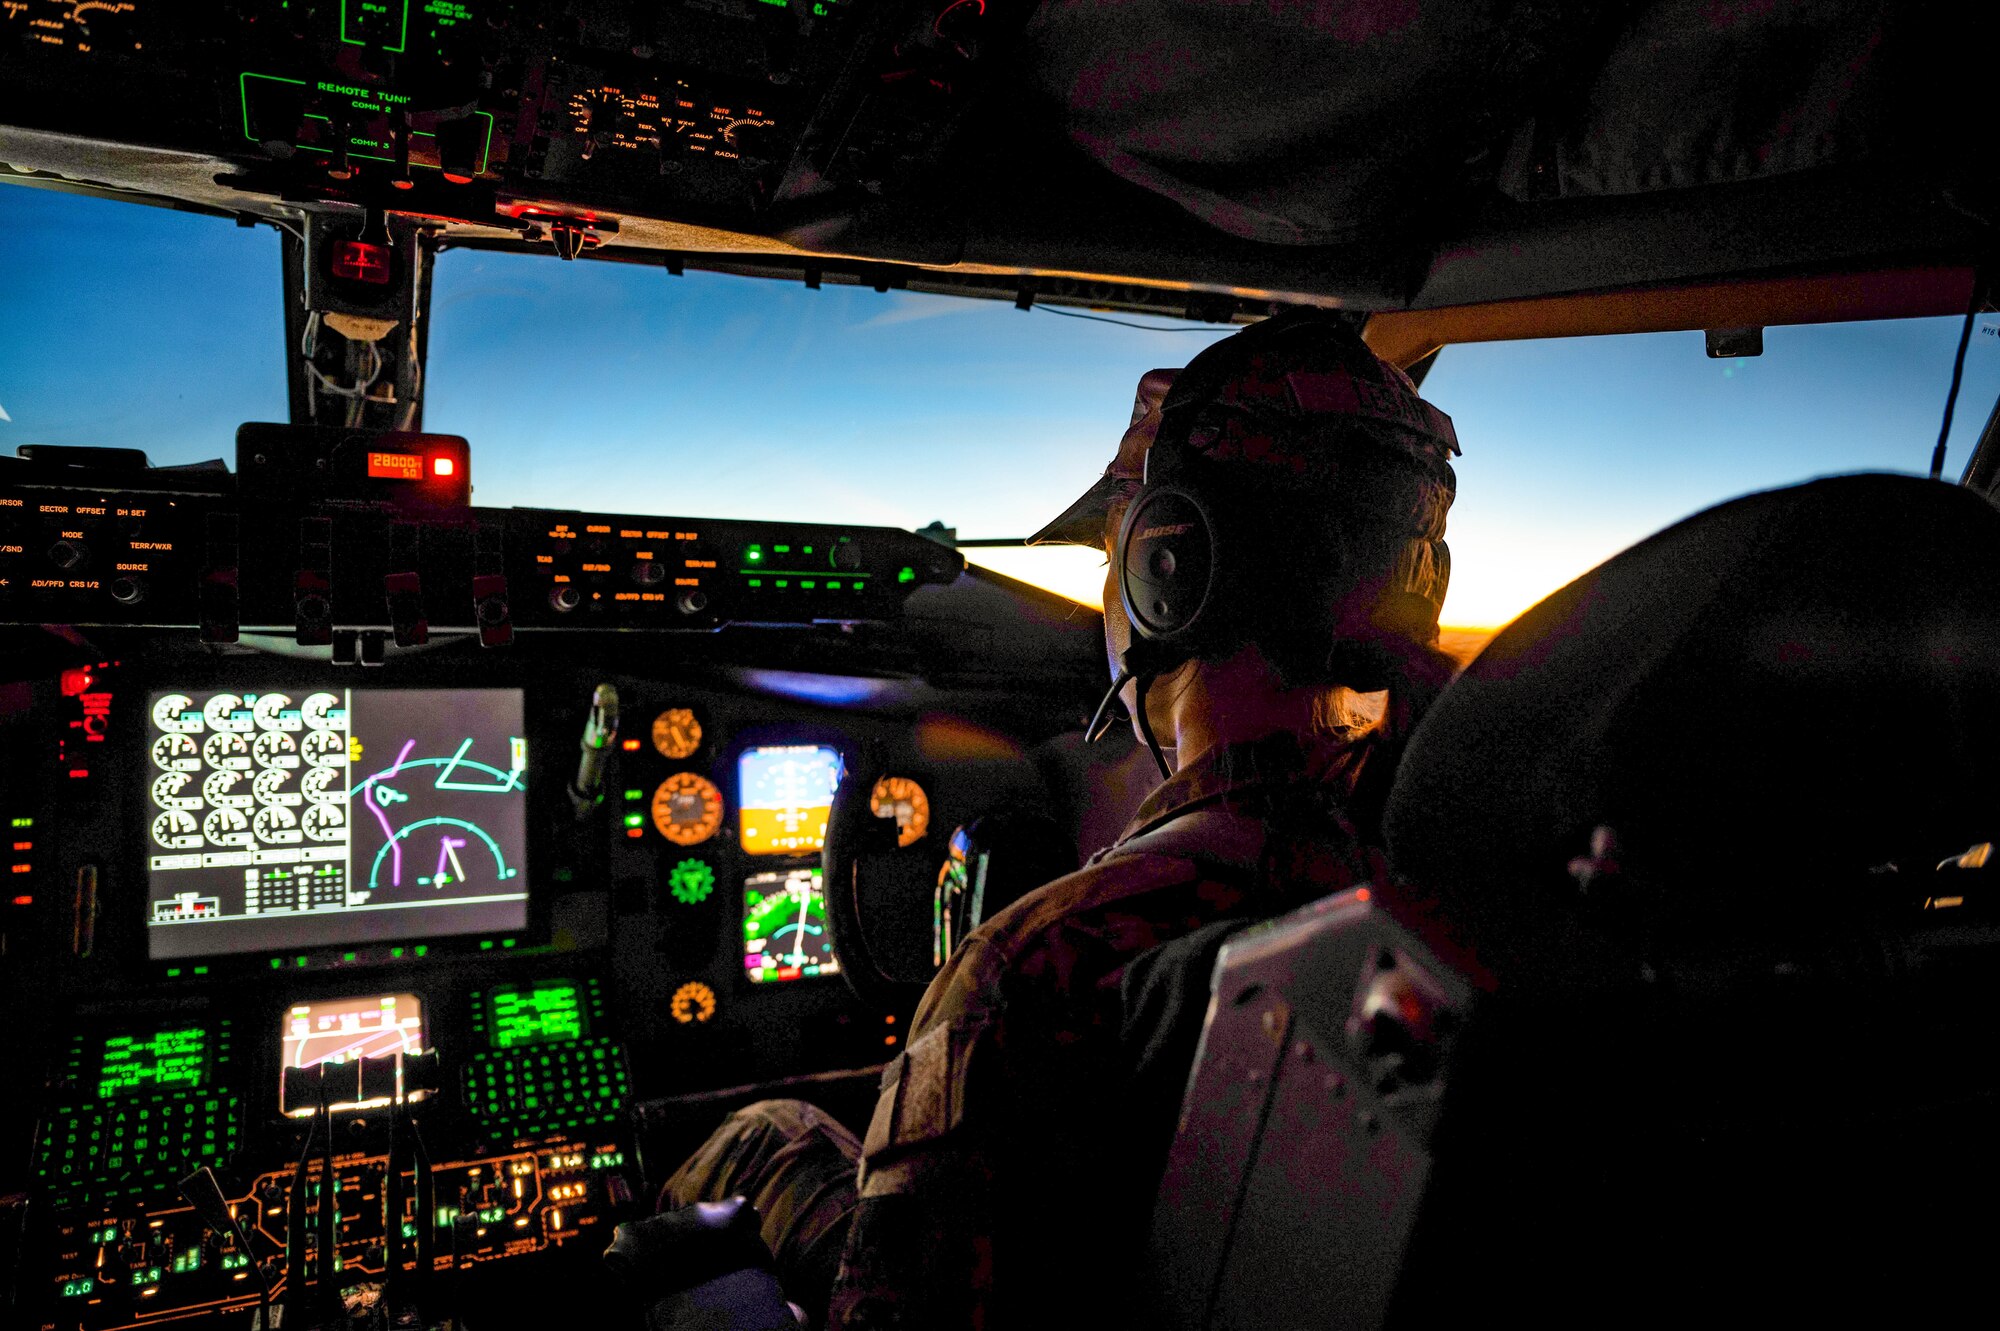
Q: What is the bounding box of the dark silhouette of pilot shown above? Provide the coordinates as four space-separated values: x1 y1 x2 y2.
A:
657 309 1461 1329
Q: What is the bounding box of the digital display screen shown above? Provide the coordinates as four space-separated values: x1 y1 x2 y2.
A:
96 1027 209 1100
743 867 840 983
279 993 426 1117
145 689 529 959
737 745 842 856
367 451 423 480
487 982 589 1049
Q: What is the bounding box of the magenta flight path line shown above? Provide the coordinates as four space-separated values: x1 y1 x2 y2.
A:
361 738 417 886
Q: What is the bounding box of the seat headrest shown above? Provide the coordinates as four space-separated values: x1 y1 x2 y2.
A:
1385 474 2000 918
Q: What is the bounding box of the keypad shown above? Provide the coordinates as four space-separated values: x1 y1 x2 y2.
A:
465 1037 629 1140
34 1091 244 1208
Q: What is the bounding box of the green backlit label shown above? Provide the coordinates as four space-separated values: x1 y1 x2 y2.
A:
487 983 587 1049
97 1028 207 1099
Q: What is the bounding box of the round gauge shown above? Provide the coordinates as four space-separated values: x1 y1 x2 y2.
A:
202 807 251 848
869 777 931 848
253 805 301 845
668 859 717 905
254 730 299 767
152 809 199 850
202 732 250 770
152 771 200 811
202 770 252 808
670 981 717 1025
252 727 298 767
301 730 346 768
253 768 300 805
652 773 724 846
203 693 250 732
152 733 200 772
252 693 297 730
301 804 346 842
300 692 343 730
151 694 199 733
300 767 343 803
652 708 703 760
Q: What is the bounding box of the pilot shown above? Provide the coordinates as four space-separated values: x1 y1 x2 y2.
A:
652 309 1461 1328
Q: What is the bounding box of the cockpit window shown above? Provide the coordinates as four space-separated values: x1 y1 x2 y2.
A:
5 185 1996 630
426 246 1231 606
1424 319 2000 628
0 188 285 456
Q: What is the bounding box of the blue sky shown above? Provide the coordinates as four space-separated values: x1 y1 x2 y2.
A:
6 184 1997 625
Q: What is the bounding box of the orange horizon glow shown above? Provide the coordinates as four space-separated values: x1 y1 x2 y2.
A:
960 546 1520 657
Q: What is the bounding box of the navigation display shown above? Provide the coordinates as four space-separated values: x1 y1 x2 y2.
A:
743 867 840 983
145 689 529 959
486 982 589 1049
279 993 427 1117
737 745 842 856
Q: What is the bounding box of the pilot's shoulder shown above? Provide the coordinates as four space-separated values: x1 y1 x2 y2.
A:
912 851 1206 1028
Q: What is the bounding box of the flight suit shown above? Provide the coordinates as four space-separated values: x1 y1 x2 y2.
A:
664 728 1389 1329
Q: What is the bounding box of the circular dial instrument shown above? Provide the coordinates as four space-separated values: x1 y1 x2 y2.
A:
253 731 299 767
652 773 724 846
152 809 200 850
301 730 346 767
301 804 346 842
202 732 250 770
670 981 718 1025
202 808 251 848
651 708 703 760
153 733 200 771
869 777 931 848
151 694 199 733
668 859 717 905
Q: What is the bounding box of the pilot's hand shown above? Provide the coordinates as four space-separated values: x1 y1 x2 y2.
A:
604 1196 806 1330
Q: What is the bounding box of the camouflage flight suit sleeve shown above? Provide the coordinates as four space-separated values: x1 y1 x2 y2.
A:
825 854 1205 1330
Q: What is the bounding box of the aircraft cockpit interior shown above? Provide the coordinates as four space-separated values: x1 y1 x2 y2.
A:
4 0 1999 1327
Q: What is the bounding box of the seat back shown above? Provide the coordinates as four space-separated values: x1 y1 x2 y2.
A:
1148 476 2000 1325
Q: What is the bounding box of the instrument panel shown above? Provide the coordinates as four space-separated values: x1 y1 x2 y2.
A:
2 647 1067 1327
0 0 1007 233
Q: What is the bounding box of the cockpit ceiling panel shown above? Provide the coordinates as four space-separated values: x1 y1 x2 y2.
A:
0 0 1989 312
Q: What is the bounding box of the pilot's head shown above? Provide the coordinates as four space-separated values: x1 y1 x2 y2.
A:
1031 308 1460 759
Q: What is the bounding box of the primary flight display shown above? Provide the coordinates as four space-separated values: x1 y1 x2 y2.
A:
145 689 529 959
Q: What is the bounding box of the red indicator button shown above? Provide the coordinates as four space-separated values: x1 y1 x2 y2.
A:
432 456 455 478
332 240 392 285
368 452 424 481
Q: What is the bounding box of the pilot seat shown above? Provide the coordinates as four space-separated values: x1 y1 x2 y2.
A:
1147 473 2000 1325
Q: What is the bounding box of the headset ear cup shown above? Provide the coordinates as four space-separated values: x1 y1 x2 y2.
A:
1119 484 1219 648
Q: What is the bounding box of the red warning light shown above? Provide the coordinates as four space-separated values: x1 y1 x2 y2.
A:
432 456 456 478
9 894 31 906
59 668 92 697
620 739 643 752
331 240 392 285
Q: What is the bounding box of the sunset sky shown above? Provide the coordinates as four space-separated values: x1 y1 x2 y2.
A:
6 185 1998 629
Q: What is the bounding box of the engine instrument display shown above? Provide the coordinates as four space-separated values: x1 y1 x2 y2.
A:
144 689 529 959
652 708 703 759
652 772 724 846
870 776 931 848
738 745 842 856
486 982 590 1050
743 867 839 983
279 993 427 1117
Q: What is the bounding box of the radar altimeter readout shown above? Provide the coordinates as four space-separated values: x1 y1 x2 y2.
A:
145 689 529 958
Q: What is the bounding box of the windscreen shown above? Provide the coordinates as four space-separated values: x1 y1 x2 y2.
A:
146 688 528 959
